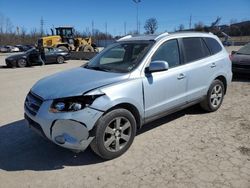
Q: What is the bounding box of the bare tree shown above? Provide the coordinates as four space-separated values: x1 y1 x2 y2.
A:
5 17 13 33
194 21 204 31
144 18 158 34
177 24 185 31
0 13 5 34
230 19 237 25
211 17 221 28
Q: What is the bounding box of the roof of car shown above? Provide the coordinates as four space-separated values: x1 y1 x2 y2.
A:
118 31 216 42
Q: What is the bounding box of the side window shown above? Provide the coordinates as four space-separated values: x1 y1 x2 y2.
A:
182 37 210 63
204 37 222 55
151 39 180 68
44 48 49 53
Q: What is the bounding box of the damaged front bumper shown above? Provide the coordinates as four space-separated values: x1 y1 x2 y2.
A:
24 98 103 151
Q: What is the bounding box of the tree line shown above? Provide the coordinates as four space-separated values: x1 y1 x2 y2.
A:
0 13 250 46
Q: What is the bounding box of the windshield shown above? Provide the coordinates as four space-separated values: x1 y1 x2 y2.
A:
25 48 36 53
237 43 250 55
84 41 153 73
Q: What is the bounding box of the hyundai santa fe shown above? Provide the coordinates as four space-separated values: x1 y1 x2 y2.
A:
24 32 232 159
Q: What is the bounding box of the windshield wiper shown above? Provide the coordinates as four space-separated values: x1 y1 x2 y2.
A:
85 65 110 72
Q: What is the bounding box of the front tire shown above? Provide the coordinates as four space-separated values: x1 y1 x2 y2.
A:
56 56 64 64
200 80 225 112
17 58 27 68
90 109 137 160
83 45 94 52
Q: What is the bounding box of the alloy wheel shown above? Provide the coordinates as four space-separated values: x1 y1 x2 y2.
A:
103 117 132 152
210 84 223 108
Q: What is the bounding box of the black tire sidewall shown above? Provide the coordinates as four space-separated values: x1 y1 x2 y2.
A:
17 58 27 68
57 56 64 64
92 109 137 159
207 80 225 111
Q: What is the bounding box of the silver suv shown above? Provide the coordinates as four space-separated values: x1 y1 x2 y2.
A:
24 32 232 159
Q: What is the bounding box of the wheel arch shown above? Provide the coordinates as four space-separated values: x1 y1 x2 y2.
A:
214 75 227 94
103 103 142 130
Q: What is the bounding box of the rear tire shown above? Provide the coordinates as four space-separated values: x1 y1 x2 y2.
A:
200 80 225 112
56 56 64 64
83 45 94 52
90 109 137 160
17 58 27 68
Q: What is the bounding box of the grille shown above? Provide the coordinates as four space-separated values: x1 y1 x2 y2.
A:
25 114 46 138
25 92 43 116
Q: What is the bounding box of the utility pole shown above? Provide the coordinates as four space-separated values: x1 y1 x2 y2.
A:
189 14 192 29
105 22 108 47
133 0 141 34
40 17 44 36
124 22 127 35
138 21 141 34
91 20 94 36
105 22 108 36
16 26 19 35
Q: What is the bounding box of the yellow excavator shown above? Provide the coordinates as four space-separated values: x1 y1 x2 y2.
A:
37 26 97 52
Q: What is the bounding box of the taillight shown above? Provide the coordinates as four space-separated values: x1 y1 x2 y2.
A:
229 54 233 61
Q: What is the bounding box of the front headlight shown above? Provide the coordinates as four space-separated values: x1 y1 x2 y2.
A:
50 94 103 113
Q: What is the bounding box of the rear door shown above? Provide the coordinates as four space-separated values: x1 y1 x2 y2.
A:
180 37 214 102
45 48 56 63
143 39 188 119
28 49 40 64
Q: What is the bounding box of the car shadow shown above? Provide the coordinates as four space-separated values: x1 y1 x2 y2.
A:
0 105 204 172
0 62 69 69
0 65 13 69
137 105 204 135
0 120 105 171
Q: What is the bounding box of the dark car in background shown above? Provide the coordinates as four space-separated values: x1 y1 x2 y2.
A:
0 45 20 52
231 43 250 74
5 47 70 67
0 46 10 53
15 45 34 52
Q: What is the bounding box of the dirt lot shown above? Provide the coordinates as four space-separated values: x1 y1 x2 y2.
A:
0 49 250 188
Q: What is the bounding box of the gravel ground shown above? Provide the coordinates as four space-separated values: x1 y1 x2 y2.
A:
0 48 249 188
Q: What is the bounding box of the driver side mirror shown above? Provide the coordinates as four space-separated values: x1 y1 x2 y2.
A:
145 60 169 73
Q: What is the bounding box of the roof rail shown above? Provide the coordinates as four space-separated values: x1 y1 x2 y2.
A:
155 32 169 40
117 35 132 41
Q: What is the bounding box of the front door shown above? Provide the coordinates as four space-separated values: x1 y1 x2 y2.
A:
143 39 187 119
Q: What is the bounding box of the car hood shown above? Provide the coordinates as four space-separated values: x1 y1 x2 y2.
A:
6 53 27 59
31 67 130 100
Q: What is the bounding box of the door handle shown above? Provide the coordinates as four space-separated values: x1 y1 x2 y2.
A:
210 63 216 68
177 73 185 80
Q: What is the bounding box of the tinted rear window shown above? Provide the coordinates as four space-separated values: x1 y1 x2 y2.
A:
204 37 222 55
182 37 210 63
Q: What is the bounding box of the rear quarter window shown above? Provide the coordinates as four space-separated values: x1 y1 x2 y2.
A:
182 37 210 63
203 37 222 55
